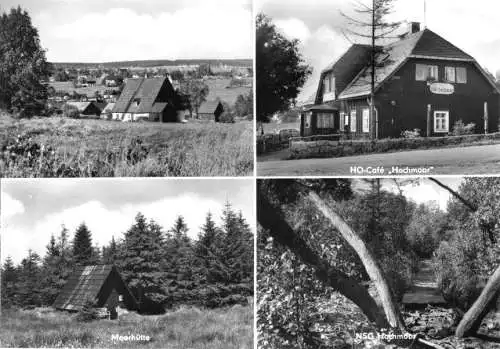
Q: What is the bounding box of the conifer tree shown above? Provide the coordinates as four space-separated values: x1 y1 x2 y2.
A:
195 212 220 283
40 226 74 305
166 215 196 304
1 256 19 308
117 213 167 313
103 236 118 264
73 222 93 266
220 201 244 283
40 234 63 304
340 0 401 139
17 249 42 307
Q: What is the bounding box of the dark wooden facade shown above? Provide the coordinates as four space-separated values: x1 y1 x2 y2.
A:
309 27 500 139
351 59 500 138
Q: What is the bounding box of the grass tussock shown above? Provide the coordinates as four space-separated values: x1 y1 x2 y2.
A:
0 305 253 348
0 116 253 177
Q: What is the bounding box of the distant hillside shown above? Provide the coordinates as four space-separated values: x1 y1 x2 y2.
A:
52 59 252 70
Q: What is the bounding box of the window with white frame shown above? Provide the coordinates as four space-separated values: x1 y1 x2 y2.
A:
317 113 334 128
434 111 449 133
445 67 456 82
350 110 357 132
456 67 467 83
362 109 370 133
416 64 439 81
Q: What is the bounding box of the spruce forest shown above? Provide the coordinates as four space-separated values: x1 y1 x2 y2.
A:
1 202 254 313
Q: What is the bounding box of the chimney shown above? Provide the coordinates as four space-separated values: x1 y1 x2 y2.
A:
409 22 421 34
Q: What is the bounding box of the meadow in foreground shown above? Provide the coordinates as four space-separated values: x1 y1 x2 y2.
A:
0 305 253 349
0 116 253 177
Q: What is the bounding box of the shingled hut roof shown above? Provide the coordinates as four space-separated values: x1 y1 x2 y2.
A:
53 265 138 311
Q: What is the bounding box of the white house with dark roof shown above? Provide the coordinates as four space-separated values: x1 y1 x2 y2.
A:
111 77 178 122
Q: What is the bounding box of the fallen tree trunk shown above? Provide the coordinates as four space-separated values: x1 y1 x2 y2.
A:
258 192 390 328
308 191 406 330
455 265 500 338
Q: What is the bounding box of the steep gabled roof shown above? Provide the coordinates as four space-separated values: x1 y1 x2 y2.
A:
198 100 223 114
53 265 138 311
112 77 173 113
317 28 498 100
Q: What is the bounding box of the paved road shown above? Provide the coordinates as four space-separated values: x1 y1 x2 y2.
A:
402 260 445 306
257 144 500 176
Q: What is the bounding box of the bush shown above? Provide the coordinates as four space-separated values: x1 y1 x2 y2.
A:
452 120 475 136
433 231 484 310
76 297 99 322
401 129 421 138
219 112 235 123
380 252 417 301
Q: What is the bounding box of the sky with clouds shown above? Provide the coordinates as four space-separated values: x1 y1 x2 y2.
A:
1 178 254 264
353 177 462 210
0 0 252 62
257 0 500 101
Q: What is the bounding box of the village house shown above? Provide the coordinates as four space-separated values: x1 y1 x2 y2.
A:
111 77 179 122
198 100 224 121
303 23 500 139
53 265 139 319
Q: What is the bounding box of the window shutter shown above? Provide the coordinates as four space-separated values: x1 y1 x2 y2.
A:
350 110 357 132
362 109 370 133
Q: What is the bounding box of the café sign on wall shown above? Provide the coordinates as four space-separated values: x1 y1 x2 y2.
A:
429 82 454 95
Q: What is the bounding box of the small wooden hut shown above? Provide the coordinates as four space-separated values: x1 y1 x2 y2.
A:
53 265 138 318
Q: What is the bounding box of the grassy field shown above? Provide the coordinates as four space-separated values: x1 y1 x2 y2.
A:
0 116 253 177
205 78 252 105
0 305 253 348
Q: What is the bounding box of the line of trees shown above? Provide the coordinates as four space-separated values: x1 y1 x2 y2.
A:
1 202 253 313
